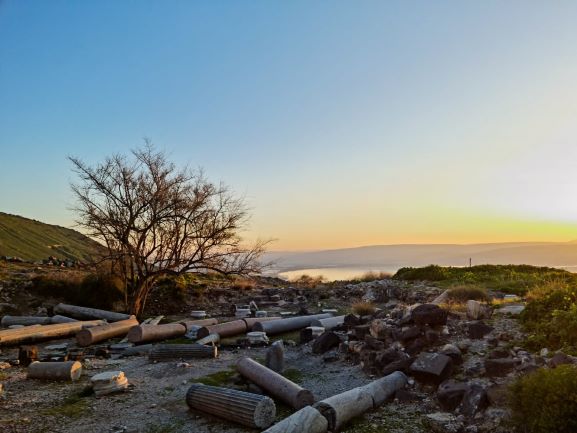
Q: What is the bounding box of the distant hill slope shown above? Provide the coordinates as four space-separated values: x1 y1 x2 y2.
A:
266 241 577 271
0 212 104 262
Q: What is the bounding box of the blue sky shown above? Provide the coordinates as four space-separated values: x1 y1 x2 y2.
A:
2 1 577 249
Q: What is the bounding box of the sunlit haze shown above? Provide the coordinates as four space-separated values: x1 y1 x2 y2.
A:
2 1 577 250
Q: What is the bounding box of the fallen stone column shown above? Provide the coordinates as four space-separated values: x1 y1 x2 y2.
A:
431 290 449 305
252 314 333 336
1 316 51 327
27 361 82 381
50 315 78 324
314 387 374 432
149 343 217 360
179 318 218 332
119 344 153 357
196 333 220 345
54 303 131 322
196 320 248 339
0 320 105 346
76 317 139 347
262 405 328 433
358 371 408 407
186 383 276 429
127 323 186 344
242 317 281 331
310 315 345 330
237 357 314 409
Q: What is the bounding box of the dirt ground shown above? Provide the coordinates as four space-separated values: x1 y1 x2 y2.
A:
0 337 429 433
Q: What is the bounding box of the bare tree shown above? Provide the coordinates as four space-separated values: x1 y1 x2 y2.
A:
69 142 268 315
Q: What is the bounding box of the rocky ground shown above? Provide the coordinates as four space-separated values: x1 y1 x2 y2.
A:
0 264 572 433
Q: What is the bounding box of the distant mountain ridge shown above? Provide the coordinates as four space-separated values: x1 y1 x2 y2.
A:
0 212 104 262
265 241 577 271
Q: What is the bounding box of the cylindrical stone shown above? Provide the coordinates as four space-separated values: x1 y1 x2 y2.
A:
262 405 328 433
359 371 408 407
196 320 248 339
265 340 285 373
127 323 186 344
196 333 220 345
0 320 105 346
186 383 276 428
54 303 131 322
314 387 374 431
310 316 345 330
237 357 314 409
27 361 82 381
179 318 218 332
242 317 281 331
76 317 139 347
149 343 217 360
50 315 78 324
1 316 51 327
18 345 38 366
252 314 333 336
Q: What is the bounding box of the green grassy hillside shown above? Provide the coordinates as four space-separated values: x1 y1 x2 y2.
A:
0 212 104 262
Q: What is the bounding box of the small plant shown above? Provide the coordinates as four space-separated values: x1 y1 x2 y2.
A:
509 365 577 433
352 301 376 316
446 284 489 302
291 274 326 288
352 271 392 282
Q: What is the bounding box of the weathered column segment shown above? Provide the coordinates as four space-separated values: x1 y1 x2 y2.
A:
76 317 139 346
237 357 314 409
149 343 217 360
27 361 82 381
186 383 276 429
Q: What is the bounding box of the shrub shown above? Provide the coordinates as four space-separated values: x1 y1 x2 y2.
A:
394 265 449 281
446 284 489 302
291 274 325 288
352 271 392 282
521 281 577 353
352 301 376 316
509 365 577 433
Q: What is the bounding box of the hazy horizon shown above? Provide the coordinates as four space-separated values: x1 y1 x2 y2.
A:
3 1 577 250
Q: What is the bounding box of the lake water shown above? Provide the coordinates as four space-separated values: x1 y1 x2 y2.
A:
276 264 577 282
277 266 401 282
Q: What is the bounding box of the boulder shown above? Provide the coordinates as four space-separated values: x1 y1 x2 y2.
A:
440 344 463 365
369 320 392 340
409 352 453 384
437 381 470 411
460 384 488 418
484 358 516 377
467 321 494 339
411 304 448 326
424 412 464 433
548 352 574 368
312 331 341 354
466 300 490 320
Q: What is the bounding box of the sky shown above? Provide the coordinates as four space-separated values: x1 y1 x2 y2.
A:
2 1 577 250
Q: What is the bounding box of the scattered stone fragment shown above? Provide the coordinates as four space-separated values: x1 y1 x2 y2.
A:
91 370 129 396
409 352 453 384
460 384 488 418
548 351 574 368
266 340 285 373
18 345 38 367
411 304 448 326
440 344 463 364
312 331 341 354
424 412 464 433
484 358 516 377
437 380 470 411
467 321 494 339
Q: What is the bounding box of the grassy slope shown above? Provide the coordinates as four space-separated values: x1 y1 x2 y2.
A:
0 212 103 262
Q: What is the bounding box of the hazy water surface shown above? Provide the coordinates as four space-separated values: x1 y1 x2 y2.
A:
278 266 400 282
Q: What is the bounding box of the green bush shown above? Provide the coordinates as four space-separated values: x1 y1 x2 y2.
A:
509 365 577 433
446 284 489 302
394 264 576 295
394 265 449 281
521 281 577 353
